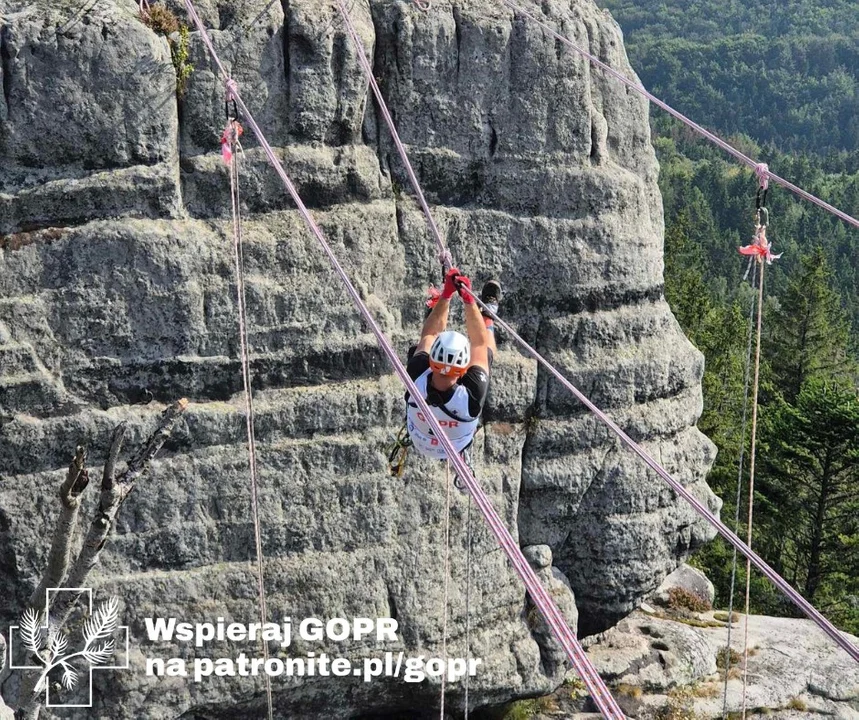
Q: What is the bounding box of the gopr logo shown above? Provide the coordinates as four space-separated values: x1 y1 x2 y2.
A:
8 588 130 708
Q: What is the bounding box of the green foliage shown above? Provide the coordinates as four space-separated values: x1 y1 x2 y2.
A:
765 249 855 401
658 685 705 720
598 1 859 155
759 379 859 601
667 586 713 613
140 3 194 98
716 646 741 670
601 1 859 632
172 25 194 99
499 696 560 720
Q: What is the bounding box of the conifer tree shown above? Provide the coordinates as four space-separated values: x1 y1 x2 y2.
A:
765 248 854 403
760 379 859 609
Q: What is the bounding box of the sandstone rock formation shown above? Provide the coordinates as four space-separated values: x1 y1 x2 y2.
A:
0 0 719 716
585 609 859 719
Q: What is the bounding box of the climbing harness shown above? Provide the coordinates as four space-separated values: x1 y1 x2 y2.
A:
223 85 274 720
387 423 412 477
454 446 474 493
221 97 243 166
739 201 780 266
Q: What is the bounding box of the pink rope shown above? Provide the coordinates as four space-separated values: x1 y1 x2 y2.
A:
455 283 859 666
183 3 626 716
502 0 859 233
333 0 452 271
331 0 857 666
186 5 857 715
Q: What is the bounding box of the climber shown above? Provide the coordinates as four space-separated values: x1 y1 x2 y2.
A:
388 267 502 486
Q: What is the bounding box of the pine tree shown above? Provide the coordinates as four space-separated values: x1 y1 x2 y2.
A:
663 210 713 340
760 379 859 605
765 247 854 403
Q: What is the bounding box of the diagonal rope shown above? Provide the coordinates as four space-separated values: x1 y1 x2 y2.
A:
183 5 627 715
186 14 859 720
741 257 766 720
332 0 451 269
722 261 758 717
440 460 452 719
457 284 859 665
227 122 274 720
331 0 859 667
500 0 859 234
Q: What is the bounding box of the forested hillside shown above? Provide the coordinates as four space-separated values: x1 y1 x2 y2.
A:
595 1 859 632
601 0 859 154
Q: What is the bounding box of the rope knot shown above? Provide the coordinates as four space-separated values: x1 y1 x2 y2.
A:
755 163 770 190
226 78 239 101
439 249 454 274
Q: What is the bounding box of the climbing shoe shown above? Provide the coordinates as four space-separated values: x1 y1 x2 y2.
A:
480 279 502 318
480 279 505 343
453 446 474 493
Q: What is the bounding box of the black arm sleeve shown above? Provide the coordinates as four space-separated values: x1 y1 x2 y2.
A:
407 351 430 381
460 364 490 418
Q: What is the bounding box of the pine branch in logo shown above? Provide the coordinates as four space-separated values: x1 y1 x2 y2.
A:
49 631 68 662
60 662 78 691
82 639 115 666
20 609 45 656
12 594 124 704
83 598 120 647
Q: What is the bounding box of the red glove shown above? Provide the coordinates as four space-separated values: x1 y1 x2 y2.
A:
426 285 441 309
441 267 461 300
456 274 474 303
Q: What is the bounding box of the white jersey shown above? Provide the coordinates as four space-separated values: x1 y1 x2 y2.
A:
406 369 480 459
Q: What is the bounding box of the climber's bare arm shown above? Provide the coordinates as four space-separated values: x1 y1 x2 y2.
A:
416 296 450 354
463 300 494 372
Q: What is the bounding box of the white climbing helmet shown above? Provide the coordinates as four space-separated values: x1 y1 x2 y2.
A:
429 331 471 378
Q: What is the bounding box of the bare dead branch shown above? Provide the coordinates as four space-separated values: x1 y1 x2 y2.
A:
117 398 188 487
16 400 188 719
102 422 127 493
28 447 89 609
49 399 188 628
13 398 188 720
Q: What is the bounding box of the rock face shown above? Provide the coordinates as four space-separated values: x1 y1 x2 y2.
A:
0 0 718 717
584 609 859 719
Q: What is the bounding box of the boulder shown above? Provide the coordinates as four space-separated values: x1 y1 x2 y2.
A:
651 563 715 609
